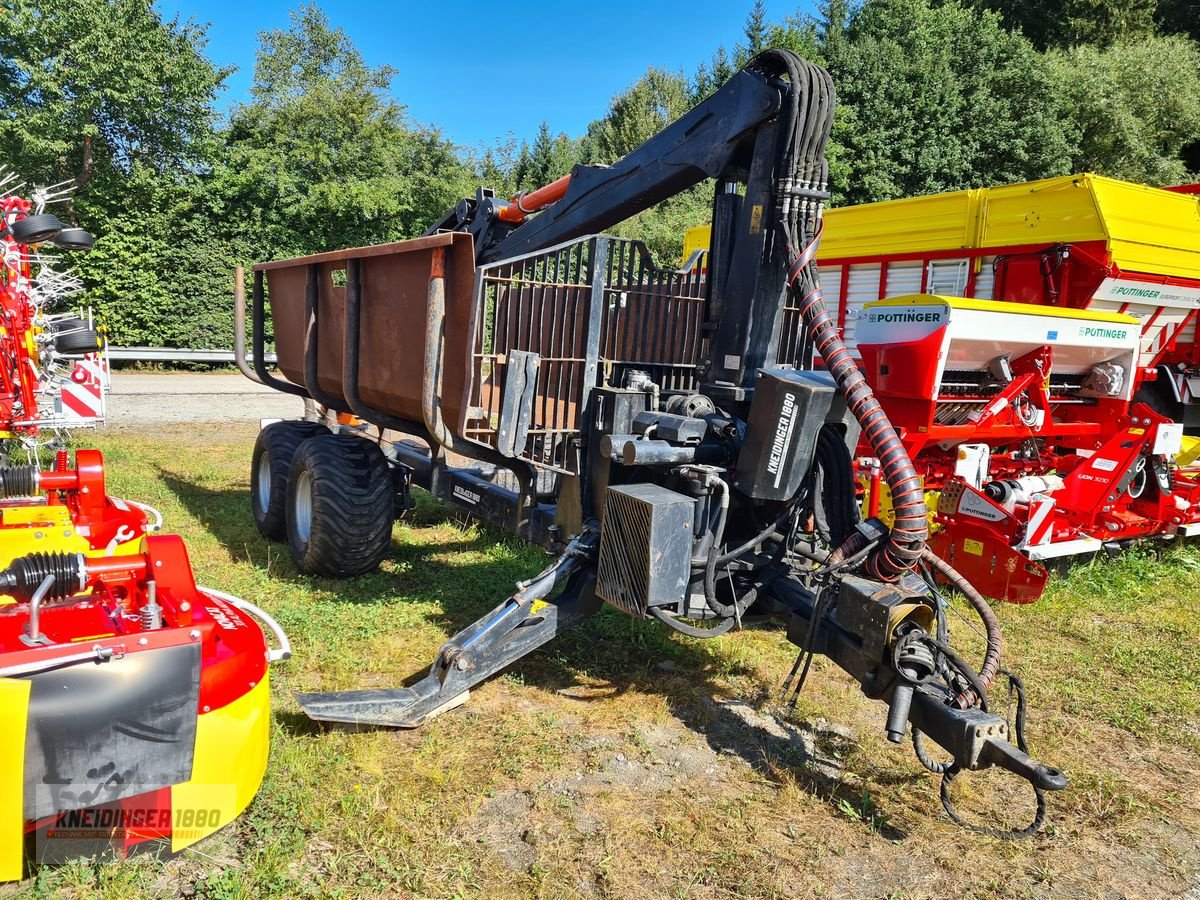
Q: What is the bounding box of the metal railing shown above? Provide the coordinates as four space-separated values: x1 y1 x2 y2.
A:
464 235 708 474
106 346 277 364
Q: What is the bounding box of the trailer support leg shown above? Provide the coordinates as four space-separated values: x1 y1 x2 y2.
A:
295 532 601 728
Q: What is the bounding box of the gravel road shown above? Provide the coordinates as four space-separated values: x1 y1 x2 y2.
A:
106 372 305 425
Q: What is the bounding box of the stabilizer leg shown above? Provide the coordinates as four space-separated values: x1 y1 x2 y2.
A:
297 551 600 728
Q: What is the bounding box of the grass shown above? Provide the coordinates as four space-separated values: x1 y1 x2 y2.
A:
6 422 1200 899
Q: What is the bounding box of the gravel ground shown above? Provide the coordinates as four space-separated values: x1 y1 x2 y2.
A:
105 371 304 425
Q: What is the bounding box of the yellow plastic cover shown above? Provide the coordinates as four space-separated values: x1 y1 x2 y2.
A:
170 676 271 852
0 678 31 881
818 174 1200 281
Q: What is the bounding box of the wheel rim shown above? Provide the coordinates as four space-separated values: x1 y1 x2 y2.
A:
294 471 313 542
256 452 272 512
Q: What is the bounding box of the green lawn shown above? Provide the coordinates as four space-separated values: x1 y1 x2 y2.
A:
8 423 1200 899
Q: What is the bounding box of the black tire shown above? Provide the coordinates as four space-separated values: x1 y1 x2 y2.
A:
286 434 394 577
53 328 102 354
250 421 330 540
9 213 63 244
52 227 94 251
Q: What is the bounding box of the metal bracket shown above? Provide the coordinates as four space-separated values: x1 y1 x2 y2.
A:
251 268 310 399
496 350 539 457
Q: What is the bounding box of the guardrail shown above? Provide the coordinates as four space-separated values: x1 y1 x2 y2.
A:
106 347 277 364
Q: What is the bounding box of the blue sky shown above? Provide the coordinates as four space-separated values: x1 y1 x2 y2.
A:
155 0 811 151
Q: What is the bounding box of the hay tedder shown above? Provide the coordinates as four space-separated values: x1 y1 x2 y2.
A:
0 172 112 446
242 50 1067 834
0 178 287 878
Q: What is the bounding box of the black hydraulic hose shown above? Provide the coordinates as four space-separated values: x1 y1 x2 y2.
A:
782 224 927 582
701 480 743 620
939 671 1047 839
920 547 1003 703
649 606 737 640
813 428 859 548
715 499 799 566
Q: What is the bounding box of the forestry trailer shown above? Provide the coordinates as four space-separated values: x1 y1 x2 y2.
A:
241 50 1066 834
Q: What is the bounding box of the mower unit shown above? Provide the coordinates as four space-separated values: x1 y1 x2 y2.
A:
241 49 1066 833
0 535 289 877
0 450 159 583
0 173 279 880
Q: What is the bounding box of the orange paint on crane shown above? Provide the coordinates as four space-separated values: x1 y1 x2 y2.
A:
497 175 572 223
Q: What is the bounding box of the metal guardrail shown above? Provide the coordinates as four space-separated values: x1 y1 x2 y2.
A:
106 346 277 364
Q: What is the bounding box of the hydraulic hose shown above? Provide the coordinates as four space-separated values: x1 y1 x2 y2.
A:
782 225 927 582
780 215 1001 700
920 547 1003 702
753 48 921 582
649 606 737 639
700 478 744 620
813 428 859 547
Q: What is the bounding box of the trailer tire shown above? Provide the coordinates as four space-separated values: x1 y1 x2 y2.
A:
286 434 393 577
251 421 330 540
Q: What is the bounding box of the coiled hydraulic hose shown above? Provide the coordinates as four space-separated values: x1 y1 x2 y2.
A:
782 225 1003 700
782 225 928 582
750 49 925 582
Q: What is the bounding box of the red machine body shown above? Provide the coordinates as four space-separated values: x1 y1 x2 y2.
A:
854 295 1200 602
0 196 46 438
0 449 155 568
0 535 278 864
0 536 268 709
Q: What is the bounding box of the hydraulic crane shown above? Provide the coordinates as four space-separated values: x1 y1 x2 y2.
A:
244 49 1067 834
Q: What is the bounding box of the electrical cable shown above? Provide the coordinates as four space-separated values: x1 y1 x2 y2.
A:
920 547 1003 704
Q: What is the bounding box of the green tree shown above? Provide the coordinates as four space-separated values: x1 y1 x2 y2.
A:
762 13 821 60
970 0 1157 49
0 0 232 348
744 0 769 54
525 122 581 188
73 166 246 347
589 68 691 163
0 0 226 192
1048 35 1200 183
1157 0 1200 41
225 4 472 256
475 136 522 196
690 46 736 102
827 0 1070 205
